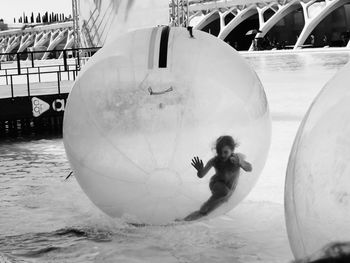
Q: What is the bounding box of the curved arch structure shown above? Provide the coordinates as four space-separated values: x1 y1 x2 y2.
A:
256 0 301 39
42 29 69 60
218 5 258 40
0 35 20 61
294 0 350 49
0 22 74 61
189 0 350 50
246 0 302 50
195 10 221 31
2 0 350 53
194 10 222 36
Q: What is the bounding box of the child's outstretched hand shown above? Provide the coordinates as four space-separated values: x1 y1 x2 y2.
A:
191 156 204 172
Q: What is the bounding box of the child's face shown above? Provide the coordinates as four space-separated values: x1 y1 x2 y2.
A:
220 146 233 160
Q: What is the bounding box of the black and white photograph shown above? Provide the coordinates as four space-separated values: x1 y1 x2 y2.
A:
1 0 350 262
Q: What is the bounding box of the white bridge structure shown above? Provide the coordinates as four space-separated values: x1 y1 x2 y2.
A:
0 0 170 61
1 0 350 58
0 22 74 60
189 0 350 50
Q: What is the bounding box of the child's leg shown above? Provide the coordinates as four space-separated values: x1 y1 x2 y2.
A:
183 210 203 221
199 182 231 215
182 181 231 222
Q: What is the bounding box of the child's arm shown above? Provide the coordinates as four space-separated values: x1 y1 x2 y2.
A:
236 153 253 172
191 157 214 178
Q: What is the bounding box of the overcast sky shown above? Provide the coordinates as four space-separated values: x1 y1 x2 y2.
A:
1 0 72 23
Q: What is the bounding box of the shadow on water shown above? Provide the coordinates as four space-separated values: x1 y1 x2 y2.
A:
0 227 114 259
0 220 248 262
0 134 63 145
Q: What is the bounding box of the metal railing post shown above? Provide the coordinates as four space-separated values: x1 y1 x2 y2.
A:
31 52 34 68
63 50 68 71
77 50 80 70
26 73 30 97
17 55 21 75
38 67 41 82
10 75 13 98
57 71 61 94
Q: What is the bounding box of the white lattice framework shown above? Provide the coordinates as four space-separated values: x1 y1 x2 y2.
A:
0 22 74 61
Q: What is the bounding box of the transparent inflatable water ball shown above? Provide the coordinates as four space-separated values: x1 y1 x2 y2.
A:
64 27 271 224
285 62 350 260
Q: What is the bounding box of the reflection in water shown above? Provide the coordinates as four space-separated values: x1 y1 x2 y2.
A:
245 51 350 73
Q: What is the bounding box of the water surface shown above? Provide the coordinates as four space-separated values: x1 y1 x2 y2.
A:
1 49 349 263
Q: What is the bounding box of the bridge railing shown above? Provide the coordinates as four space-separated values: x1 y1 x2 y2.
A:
0 47 101 98
0 47 100 71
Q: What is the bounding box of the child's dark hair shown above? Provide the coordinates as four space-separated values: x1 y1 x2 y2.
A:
215 135 238 155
